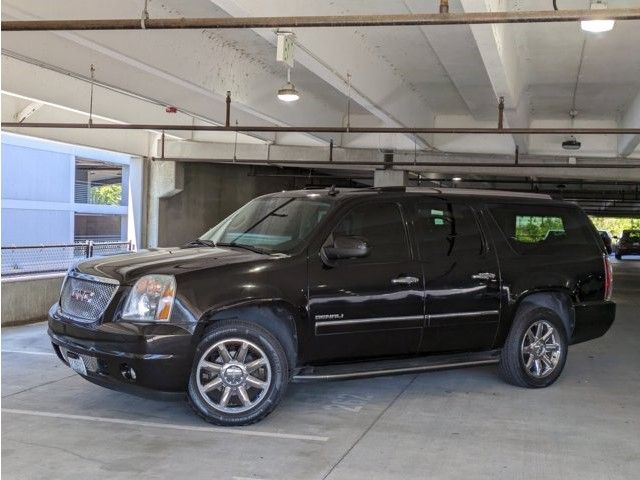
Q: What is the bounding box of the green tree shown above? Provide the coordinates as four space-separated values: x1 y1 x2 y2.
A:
589 216 640 238
90 184 122 205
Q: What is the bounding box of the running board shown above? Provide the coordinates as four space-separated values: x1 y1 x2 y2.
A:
292 350 501 382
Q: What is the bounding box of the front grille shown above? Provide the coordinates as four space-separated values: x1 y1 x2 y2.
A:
60 275 118 323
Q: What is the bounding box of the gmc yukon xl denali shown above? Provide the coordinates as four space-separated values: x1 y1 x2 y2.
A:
49 187 616 426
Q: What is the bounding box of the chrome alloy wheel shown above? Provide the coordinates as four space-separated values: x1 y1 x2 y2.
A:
521 320 562 378
196 338 272 414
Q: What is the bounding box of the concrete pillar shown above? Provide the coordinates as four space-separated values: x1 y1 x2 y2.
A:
374 169 408 187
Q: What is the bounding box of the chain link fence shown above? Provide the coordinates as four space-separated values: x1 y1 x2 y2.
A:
1 241 134 277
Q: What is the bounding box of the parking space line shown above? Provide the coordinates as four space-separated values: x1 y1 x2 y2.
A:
2 408 329 442
2 350 56 356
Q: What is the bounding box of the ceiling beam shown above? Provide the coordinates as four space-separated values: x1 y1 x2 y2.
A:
459 0 529 152
209 0 436 150
618 90 640 157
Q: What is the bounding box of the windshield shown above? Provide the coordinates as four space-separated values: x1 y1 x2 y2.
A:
200 195 332 254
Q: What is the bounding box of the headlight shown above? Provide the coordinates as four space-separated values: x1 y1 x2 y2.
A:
121 275 176 322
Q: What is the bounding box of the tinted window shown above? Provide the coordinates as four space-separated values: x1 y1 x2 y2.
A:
489 205 594 255
330 202 409 262
414 200 483 258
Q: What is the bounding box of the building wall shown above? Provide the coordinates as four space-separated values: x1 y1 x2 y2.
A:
1 133 135 247
154 163 302 247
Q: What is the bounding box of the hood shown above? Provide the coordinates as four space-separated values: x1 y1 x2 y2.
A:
74 247 266 284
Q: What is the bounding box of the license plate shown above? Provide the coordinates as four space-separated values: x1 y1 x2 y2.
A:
67 354 88 376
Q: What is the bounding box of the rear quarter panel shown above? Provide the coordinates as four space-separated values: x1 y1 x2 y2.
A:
482 203 605 346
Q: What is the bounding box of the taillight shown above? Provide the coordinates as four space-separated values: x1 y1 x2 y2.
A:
604 255 613 300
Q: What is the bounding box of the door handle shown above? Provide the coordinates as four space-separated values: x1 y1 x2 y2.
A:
391 275 420 285
472 272 497 281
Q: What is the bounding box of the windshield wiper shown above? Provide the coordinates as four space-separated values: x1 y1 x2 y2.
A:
229 198 295 246
215 242 271 255
184 238 217 248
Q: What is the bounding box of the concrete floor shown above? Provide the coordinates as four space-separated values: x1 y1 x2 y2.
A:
2 258 639 480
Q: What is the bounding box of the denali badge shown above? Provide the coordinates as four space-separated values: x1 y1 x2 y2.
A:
315 313 344 320
70 289 95 303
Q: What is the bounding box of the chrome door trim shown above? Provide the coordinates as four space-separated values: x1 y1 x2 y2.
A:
428 310 499 320
315 314 424 328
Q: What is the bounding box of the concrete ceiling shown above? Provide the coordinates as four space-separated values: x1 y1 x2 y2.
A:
2 0 640 178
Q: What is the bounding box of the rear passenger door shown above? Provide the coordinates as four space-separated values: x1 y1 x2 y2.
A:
410 198 501 353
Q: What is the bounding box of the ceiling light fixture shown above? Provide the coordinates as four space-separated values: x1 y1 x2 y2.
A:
581 1 615 33
277 68 300 102
452 177 462 182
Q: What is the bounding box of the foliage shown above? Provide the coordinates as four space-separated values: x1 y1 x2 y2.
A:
515 215 564 243
90 184 122 205
588 216 640 238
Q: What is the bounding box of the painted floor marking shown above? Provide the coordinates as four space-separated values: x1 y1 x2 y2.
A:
2 408 329 442
2 350 56 356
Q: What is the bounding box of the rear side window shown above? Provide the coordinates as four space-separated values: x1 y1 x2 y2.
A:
489 205 595 255
331 202 409 262
413 200 483 259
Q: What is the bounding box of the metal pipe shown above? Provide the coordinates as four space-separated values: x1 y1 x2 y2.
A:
152 157 640 169
498 96 504 130
3 9 640 31
225 91 231 127
4 122 640 135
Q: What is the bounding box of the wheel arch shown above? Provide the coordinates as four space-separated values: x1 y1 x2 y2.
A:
196 300 299 370
513 290 575 339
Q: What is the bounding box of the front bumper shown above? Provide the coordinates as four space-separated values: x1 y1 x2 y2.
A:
48 304 196 395
571 300 616 345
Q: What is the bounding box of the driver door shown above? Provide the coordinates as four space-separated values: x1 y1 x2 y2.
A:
306 200 425 363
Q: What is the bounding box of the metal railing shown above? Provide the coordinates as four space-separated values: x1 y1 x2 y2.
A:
1 241 134 277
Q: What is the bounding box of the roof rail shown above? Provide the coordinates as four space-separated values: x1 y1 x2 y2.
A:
406 187 552 200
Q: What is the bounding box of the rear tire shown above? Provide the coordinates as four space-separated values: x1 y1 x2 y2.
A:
187 320 289 426
498 305 568 388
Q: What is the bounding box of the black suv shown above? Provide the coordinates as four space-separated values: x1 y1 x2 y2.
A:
49 187 615 426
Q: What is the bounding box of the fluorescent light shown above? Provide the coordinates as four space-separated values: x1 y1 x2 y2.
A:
277 82 300 102
581 2 615 33
452 177 462 182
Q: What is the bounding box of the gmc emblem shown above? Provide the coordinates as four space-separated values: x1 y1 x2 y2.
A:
70 289 95 303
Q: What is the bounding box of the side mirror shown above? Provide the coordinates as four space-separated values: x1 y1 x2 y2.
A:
322 235 370 262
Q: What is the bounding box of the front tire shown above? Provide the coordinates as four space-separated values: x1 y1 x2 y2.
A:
187 320 289 426
498 305 568 388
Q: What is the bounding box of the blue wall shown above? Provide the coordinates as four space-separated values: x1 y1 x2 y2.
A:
1 134 130 247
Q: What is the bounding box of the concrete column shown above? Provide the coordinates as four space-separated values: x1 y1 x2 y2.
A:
374 169 408 187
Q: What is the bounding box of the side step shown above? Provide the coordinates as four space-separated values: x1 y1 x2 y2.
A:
292 350 501 382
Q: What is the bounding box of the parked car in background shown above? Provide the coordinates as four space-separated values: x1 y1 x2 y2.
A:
599 230 613 254
48 187 616 426
615 229 640 259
